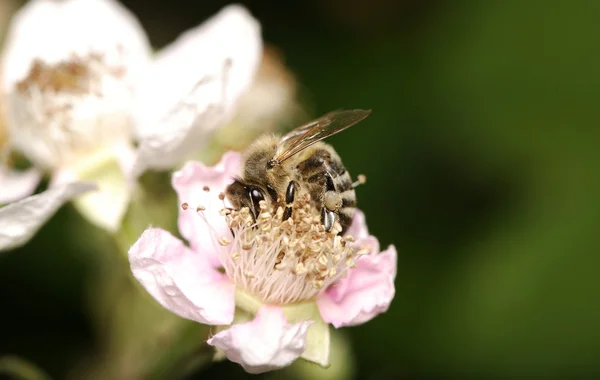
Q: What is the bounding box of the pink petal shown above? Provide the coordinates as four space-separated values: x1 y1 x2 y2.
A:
207 305 312 374
128 228 235 325
0 181 96 251
317 244 397 328
132 4 262 173
171 152 241 267
344 209 369 241
0 167 41 204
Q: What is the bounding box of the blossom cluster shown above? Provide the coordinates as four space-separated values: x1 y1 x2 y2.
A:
0 0 397 374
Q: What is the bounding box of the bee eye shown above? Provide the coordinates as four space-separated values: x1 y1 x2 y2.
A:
250 188 265 204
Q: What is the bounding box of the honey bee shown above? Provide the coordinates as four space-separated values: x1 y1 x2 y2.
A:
225 109 371 234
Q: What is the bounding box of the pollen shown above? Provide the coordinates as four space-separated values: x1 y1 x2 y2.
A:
15 53 123 95
217 194 361 305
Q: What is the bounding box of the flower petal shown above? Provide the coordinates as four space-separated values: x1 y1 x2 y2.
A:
207 305 311 374
2 0 151 92
129 228 235 325
0 181 96 251
316 244 397 328
132 4 262 174
344 209 369 241
172 152 242 266
0 167 41 204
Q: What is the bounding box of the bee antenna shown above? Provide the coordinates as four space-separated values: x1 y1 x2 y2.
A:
352 174 367 188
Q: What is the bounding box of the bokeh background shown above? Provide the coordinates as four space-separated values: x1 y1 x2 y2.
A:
1 0 600 378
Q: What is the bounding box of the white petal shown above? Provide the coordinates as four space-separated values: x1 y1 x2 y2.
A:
132 4 262 175
1 0 151 91
207 305 311 374
0 181 96 251
0 166 42 204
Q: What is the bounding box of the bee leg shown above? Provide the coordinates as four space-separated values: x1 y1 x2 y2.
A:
321 207 336 232
321 172 339 232
324 172 336 192
283 180 297 220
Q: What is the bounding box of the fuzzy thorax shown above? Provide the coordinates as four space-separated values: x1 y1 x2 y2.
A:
214 195 369 305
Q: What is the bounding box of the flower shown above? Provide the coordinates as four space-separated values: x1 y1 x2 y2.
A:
0 73 96 252
128 152 397 374
1 0 262 232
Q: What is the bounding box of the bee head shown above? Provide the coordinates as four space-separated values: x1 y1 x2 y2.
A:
225 178 267 219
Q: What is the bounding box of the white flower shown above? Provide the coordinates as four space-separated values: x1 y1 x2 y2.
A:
1 0 262 232
0 77 96 252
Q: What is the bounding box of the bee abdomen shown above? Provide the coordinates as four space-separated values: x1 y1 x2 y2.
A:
338 207 355 233
341 196 356 208
333 171 353 192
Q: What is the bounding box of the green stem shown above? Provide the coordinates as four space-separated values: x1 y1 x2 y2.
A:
0 356 53 380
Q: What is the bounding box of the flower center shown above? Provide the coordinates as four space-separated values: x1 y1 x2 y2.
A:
6 53 132 169
17 58 90 95
216 195 368 305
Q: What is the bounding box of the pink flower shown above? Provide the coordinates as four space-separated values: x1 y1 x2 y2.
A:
128 152 397 374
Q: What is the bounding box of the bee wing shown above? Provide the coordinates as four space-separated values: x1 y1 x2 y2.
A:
273 109 371 164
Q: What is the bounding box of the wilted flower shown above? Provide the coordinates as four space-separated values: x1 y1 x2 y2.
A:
1 0 262 232
128 152 397 373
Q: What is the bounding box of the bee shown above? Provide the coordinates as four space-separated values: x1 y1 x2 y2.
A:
225 109 371 235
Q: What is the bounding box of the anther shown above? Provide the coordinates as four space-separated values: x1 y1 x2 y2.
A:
196 205 206 212
346 257 356 268
203 186 210 192
181 202 189 210
352 174 367 188
218 237 232 246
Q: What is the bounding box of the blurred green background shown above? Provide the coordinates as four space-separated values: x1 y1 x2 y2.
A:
2 0 600 378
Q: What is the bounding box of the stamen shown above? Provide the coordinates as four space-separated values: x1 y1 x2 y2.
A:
216 195 360 304
352 174 367 188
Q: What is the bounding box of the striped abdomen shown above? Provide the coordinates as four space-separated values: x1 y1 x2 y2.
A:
294 144 356 234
